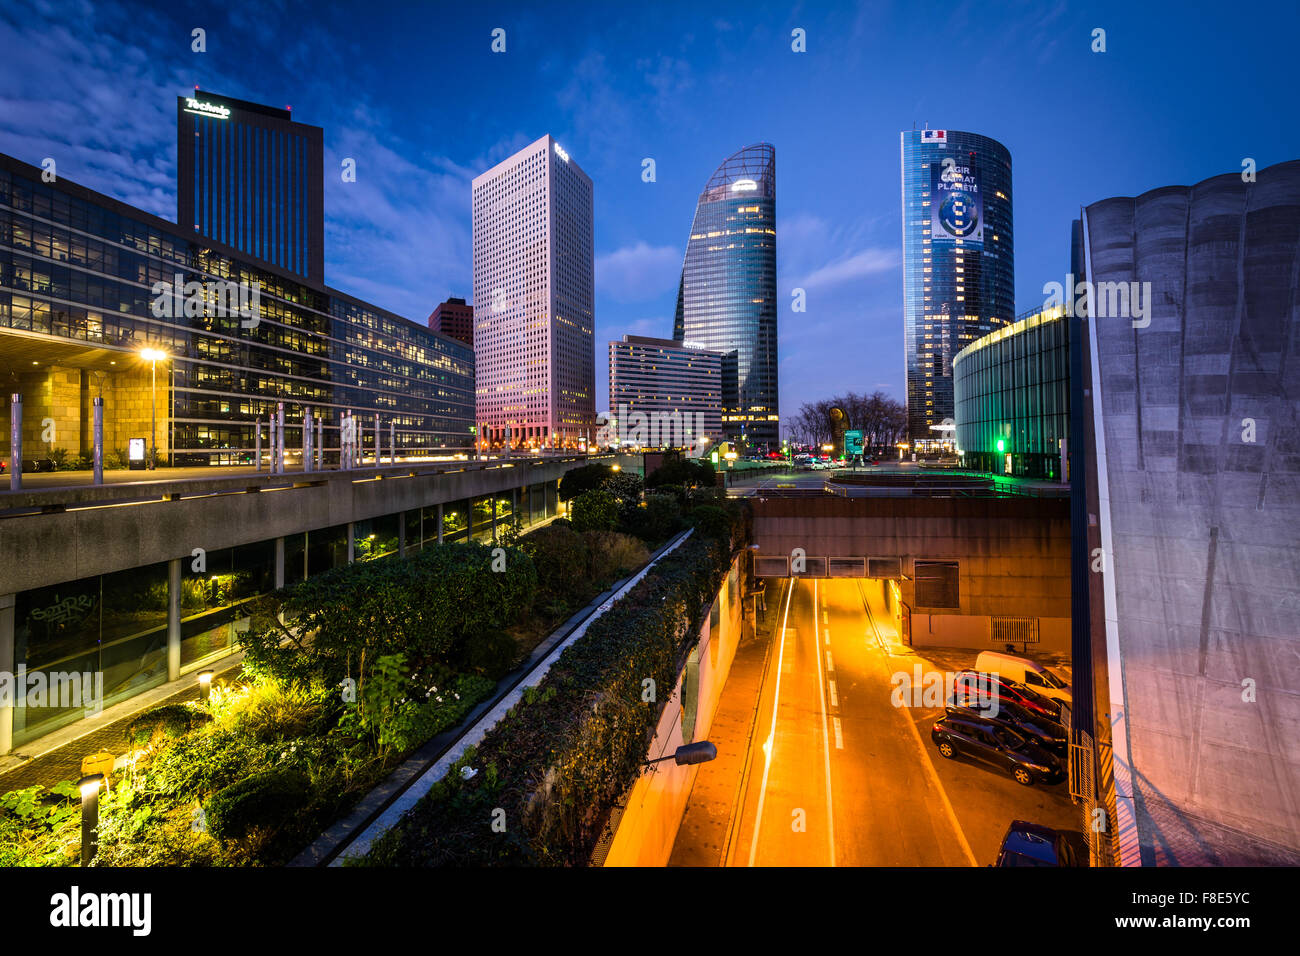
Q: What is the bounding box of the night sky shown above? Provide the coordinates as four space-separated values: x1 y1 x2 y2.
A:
2 0 1296 418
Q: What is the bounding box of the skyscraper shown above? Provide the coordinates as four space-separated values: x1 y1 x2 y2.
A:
177 90 324 281
472 135 595 449
673 143 778 449
900 129 1013 444
608 335 724 447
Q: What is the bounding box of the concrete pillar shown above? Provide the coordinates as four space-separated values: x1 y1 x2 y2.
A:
374 413 380 467
302 406 312 473
316 416 323 471
255 417 262 471
390 421 396 465
276 402 286 473
437 503 444 545
0 593 15 756
9 393 21 492
274 537 285 590
347 523 355 564
167 558 182 682
92 397 103 486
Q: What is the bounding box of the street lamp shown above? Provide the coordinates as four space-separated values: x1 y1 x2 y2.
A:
644 741 717 768
78 773 105 866
140 348 168 470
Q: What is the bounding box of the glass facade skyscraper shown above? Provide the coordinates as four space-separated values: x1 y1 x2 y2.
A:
178 91 324 282
673 143 778 449
900 129 1013 444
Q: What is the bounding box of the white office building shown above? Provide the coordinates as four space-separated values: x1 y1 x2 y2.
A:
472 135 595 449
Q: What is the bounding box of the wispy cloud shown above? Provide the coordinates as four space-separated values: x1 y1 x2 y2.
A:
596 241 681 303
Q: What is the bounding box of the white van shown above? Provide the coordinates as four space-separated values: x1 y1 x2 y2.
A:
975 651 1072 706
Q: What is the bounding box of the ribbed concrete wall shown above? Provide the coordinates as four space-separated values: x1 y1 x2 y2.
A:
1084 159 1300 863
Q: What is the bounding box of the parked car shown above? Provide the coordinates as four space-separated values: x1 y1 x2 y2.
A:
953 670 1062 722
946 694 1068 757
931 715 1065 786
975 650 1072 706
993 821 1082 866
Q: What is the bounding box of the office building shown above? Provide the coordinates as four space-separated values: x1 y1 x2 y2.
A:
608 335 723 447
953 306 1069 479
900 128 1014 445
472 135 594 449
177 90 324 281
429 296 473 347
0 152 474 468
673 143 778 449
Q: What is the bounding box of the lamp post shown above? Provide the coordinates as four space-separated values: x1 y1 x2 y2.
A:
140 348 167 470
78 773 105 866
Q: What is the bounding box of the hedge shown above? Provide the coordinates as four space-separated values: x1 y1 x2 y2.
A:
363 512 738 866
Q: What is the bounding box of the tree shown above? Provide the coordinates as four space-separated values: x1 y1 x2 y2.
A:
569 489 619 533
646 458 715 490
559 463 613 502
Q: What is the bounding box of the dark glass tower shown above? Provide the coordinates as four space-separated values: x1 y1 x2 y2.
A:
673 143 778 448
177 91 324 281
900 129 1013 444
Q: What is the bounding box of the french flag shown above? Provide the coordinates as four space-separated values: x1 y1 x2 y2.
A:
921 129 947 143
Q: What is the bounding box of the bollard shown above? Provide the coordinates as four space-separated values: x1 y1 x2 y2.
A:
9 394 21 492
78 774 104 866
92 397 103 485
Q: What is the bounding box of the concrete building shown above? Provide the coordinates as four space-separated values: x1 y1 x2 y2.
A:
900 129 1014 446
607 335 723 448
1074 159 1300 865
0 152 474 467
177 91 324 282
673 144 779 449
472 135 595 450
428 296 473 347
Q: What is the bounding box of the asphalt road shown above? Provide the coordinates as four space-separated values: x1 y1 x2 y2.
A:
726 577 1080 866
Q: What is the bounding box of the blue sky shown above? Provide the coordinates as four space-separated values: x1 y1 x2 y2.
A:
2 0 1297 416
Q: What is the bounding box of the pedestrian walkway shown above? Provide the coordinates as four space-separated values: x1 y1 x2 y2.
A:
0 654 243 793
668 590 778 867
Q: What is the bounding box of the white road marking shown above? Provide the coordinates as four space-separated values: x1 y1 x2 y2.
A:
823 611 828 625
813 579 837 867
832 716 844 749
825 650 834 672
861 585 978 867
829 679 839 707
747 576 795 867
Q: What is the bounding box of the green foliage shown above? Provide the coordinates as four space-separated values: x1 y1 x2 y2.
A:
455 629 519 680
569 489 619 533
622 491 682 543
558 463 613 502
126 702 212 749
582 531 649 584
204 767 312 846
241 540 536 690
600 471 644 517
646 458 716 490
517 524 589 611
689 504 733 544
365 530 736 867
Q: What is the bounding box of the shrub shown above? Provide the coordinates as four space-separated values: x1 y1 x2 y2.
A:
145 727 279 799
126 703 212 749
600 471 644 516
518 524 589 609
623 492 682 543
646 458 716 490
559 463 613 502
569 489 619 533
583 531 649 583
204 767 312 845
455 628 519 680
689 504 733 544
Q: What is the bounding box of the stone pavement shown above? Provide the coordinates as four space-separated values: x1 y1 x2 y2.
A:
0 656 243 793
668 593 777 866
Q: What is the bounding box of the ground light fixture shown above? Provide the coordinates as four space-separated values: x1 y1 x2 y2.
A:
197 670 215 701
644 741 717 768
78 773 105 866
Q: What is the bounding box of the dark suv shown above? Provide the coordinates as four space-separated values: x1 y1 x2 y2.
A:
931 715 1065 786
946 694 1068 757
952 670 1062 722
994 821 1081 866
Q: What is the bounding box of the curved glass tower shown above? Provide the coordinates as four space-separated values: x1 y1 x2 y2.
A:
900 129 1014 445
673 143 778 449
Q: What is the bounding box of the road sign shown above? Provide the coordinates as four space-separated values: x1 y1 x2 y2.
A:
845 430 864 456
